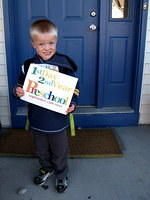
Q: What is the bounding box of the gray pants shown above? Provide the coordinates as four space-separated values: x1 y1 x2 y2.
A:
32 130 68 179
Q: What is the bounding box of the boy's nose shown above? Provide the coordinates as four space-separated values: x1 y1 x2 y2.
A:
44 44 50 50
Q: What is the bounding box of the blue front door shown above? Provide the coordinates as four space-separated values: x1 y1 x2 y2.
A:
98 0 140 107
3 0 142 127
12 0 98 106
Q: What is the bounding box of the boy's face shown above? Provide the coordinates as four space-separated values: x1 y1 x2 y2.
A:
31 33 57 60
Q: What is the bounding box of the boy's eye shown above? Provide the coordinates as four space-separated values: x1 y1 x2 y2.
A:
49 42 55 45
39 43 44 46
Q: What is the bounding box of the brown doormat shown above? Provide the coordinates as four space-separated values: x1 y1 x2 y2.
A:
0 128 123 158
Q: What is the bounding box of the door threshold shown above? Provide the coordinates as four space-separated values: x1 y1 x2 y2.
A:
16 106 134 116
74 106 134 114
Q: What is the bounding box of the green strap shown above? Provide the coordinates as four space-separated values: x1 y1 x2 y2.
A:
69 113 76 136
25 118 29 130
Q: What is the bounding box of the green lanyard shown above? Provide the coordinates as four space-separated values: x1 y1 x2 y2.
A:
69 113 76 136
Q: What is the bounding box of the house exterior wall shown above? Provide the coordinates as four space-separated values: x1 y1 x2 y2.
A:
0 0 149 127
0 0 11 127
139 4 150 124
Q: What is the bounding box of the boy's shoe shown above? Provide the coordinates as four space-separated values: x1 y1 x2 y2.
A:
55 177 68 193
34 168 54 185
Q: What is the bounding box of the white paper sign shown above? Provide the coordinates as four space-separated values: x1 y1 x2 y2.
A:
21 64 78 115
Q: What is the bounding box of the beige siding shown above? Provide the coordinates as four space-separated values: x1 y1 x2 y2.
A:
139 4 150 124
0 0 11 127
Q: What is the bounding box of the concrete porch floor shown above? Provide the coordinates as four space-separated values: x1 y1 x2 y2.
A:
0 125 150 200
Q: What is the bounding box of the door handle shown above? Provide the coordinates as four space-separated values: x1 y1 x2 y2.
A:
89 24 97 31
90 11 96 17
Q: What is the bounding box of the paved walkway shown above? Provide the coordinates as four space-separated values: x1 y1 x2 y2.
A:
0 125 150 200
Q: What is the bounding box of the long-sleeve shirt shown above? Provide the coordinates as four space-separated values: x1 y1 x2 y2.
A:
17 52 79 134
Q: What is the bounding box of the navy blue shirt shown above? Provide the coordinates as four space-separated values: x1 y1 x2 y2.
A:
17 53 78 133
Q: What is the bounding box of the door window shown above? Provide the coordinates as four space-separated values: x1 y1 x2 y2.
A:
112 0 128 18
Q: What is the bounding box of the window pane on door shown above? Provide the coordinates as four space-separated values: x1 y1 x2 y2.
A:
112 0 128 19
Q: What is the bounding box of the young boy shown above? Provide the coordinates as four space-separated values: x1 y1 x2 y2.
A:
15 19 79 193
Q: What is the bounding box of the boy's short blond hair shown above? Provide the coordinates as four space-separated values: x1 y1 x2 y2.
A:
30 19 58 38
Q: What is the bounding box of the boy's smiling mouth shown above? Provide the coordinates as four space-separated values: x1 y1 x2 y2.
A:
42 52 54 59
43 52 51 55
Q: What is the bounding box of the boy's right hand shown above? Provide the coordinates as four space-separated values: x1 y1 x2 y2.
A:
16 87 25 97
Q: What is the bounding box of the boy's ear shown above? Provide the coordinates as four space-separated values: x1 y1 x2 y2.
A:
31 40 35 48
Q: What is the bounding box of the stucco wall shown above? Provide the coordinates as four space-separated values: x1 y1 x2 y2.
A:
0 0 149 127
0 0 11 127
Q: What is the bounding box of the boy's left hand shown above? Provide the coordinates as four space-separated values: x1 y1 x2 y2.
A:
66 104 76 114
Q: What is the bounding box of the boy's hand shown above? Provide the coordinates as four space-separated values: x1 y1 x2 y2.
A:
66 104 76 114
16 87 25 97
